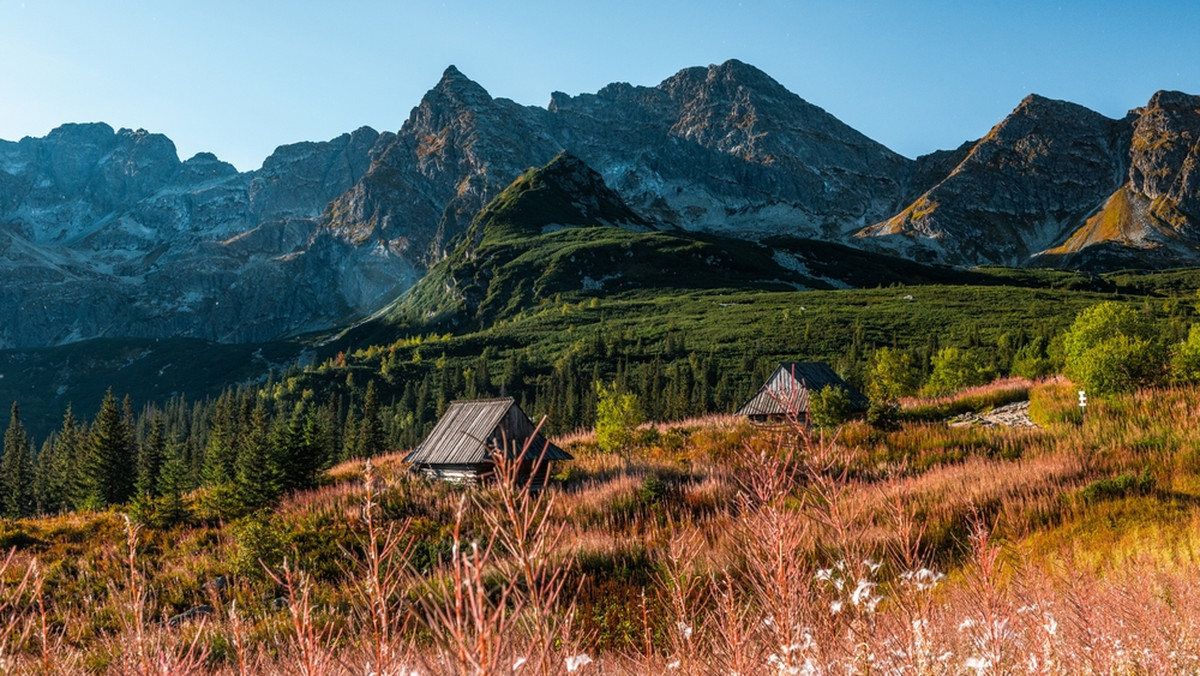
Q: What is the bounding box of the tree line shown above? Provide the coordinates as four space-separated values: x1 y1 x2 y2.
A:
7 299 1193 523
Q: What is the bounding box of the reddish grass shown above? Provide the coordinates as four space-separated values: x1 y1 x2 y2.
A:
1 381 1199 673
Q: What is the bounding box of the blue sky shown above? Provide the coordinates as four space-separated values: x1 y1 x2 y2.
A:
1 0 1197 171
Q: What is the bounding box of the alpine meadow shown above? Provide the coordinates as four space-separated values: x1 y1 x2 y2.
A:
2 43 1200 675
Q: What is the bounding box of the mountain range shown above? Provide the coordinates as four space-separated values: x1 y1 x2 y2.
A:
1 60 1198 349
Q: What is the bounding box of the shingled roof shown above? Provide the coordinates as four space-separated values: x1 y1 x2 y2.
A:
736 362 869 417
404 398 571 465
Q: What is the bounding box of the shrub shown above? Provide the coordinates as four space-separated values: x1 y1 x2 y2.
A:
866 398 901 430
1063 302 1164 395
868 347 919 400
1079 468 1155 503
1170 324 1200 383
922 347 992 397
1010 336 1056 379
809 385 852 427
638 474 666 504
595 381 645 463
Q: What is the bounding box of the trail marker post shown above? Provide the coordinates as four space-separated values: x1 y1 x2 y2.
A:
1078 389 1087 425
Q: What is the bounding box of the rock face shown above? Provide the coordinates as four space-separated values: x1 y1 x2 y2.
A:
858 91 1200 269
857 95 1130 265
2 63 1200 348
545 60 912 237
0 124 417 347
1034 91 1200 269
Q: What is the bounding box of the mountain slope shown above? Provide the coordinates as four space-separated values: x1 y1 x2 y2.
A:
0 124 416 347
375 153 986 333
856 95 1129 265
4 65 1200 350
1034 91 1200 269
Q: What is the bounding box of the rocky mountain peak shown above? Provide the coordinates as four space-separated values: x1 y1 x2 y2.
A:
427 64 495 110
1146 90 1200 109
858 94 1127 265
1128 89 1200 224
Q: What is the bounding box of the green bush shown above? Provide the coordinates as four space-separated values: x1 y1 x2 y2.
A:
1079 469 1155 503
1063 302 1164 396
1010 336 1056 379
1170 325 1200 383
866 398 901 430
868 347 919 400
922 347 992 397
638 474 666 504
809 385 852 427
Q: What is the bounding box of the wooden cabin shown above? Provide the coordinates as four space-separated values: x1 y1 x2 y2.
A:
404 397 572 487
736 362 869 425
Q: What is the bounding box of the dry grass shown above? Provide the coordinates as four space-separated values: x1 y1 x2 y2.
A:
2 381 1200 673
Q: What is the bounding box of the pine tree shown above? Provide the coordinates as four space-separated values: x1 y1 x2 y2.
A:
155 447 190 526
358 381 386 458
236 402 282 512
201 394 238 487
33 410 80 515
45 407 87 512
275 402 315 492
135 415 166 500
1 402 33 518
80 390 135 509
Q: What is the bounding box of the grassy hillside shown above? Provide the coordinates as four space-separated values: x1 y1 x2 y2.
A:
3 380 1200 673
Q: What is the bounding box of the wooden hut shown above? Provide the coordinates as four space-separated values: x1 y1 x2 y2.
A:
736 362 869 425
404 397 571 487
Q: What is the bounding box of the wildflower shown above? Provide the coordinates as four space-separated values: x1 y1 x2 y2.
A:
565 653 593 672
862 558 882 573
900 568 945 591
851 579 881 610
1043 615 1057 637
815 567 844 590
830 599 843 614
667 660 681 669
677 621 693 640
964 656 991 673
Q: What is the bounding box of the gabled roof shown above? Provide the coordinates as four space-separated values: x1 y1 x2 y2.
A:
404 397 572 465
736 362 869 417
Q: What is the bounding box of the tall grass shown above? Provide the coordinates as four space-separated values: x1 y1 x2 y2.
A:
2 381 1200 672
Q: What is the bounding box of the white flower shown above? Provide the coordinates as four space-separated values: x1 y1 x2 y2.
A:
1043 615 1058 637
964 656 991 673
512 657 527 671
862 558 882 573
851 579 881 610
677 621 693 640
900 568 945 591
667 660 681 669
958 618 976 632
830 599 843 614
565 653 593 672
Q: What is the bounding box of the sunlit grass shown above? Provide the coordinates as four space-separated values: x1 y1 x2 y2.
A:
3 379 1200 672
